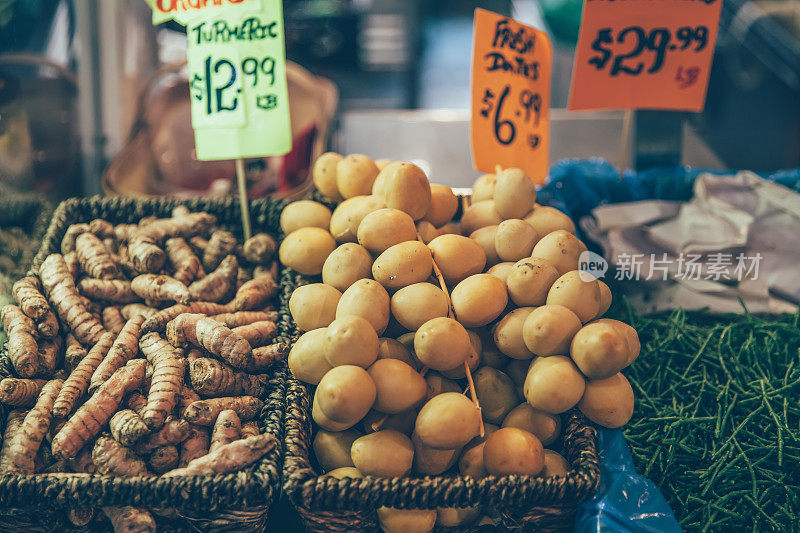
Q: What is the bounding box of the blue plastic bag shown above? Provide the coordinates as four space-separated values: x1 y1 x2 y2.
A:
573 427 682 533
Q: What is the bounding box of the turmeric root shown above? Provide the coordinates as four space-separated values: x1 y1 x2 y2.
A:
189 358 267 398
242 233 276 264
90 315 145 393
209 410 242 452
165 237 204 285
102 507 157 533
178 425 209 467
178 384 201 416
203 230 238 271
165 433 274 477
39 254 106 346
2 379 63 473
139 332 184 430
134 418 191 454
0 378 47 406
248 343 289 373
210 310 278 328
231 276 277 311
189 236 209 254
102 306 126 333
63 251 80 280
126 391 147 415
131 274 190 305
121 303 159 320
61 223 90 254
166 313 253 370
128 212 216 273
109 409 150 447
182 396 263 426
140 301 231 334
64 334 87 368
12 276 49 320
236 267 251 290
0 410 27 472
53 332 115 418
2 304 40 377
51 359 146 460
92 435 149 477
148 445 179 474
67 444 96 474
232 321 277 348
89 218 116 239
76 232 121 280
240 420 259 438
188 255 238 303
36 310 59 339
78 279 139 304
37 336 63 377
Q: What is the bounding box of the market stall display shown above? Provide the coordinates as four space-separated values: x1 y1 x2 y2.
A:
282 154 642 531
0 196 291 531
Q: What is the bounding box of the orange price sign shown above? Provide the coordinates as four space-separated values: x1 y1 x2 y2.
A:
568 0 722 112
471 9 552 185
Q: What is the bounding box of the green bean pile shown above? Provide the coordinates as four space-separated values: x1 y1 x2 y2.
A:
617 305 800 531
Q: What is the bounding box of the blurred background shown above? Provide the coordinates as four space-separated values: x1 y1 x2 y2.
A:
0 0 797 199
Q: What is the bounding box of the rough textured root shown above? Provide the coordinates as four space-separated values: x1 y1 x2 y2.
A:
53 332 116 419
242 233 276 264
36 310 60 339
121 304 159 320
2 379 63 473
0 378 47 406
2 305 40 377
102 507 157 533
231 276 278 311
185 347 204 363
102 306 126 333
236 267 251 291
189 236 209 254
182 396 263 426
148 444 179 474
115 224 138 243
166 313 253 370
109 409 151 447
139 332 184 430
67 444 96 474
189 358 267 398
90 315 145 393
92 435 149 477
78 295 103 318
210 310 278 328
203 230 238 272
128 212 216 273
89 218 116 239
61 223 90 254
125 391 147 415
63 252 80 279
0 410 27 472
165 237 205 285
78 279 139 304
247 343 289 373
37 336 63 377
165 433 274 477
178 425 209 466
12 276 49 320
39 254 107 346
188 255 238 303
131 274 190 305
140 301 231 334
51 359 146 460
209 409 242 452
177 384 201 416
64 334 88 369
232 321 277 348
134 418 191 454
76 233 122 279
240 420 259 438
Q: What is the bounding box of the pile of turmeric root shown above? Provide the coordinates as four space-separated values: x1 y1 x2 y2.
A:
0 206 283 530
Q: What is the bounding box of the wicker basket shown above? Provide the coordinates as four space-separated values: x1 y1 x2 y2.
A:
281 280 602 533
0 195 294 531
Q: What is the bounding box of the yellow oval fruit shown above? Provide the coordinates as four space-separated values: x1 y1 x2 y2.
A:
483 427 544 476
530 230 587 275
460 200 503 236
523 356 586 414
415 392 481 449
280 200 332 235
424 184 458 227
506 258 559 307
414 317 472 372
523 206 575 236
324 315 379 368
336 154 379 199
357 208 417 254
351 430 414 477
451 274 508 327
377 162 432 220
322 243 373 292
372 241 433 291
494 219 539 262
493 168 537 219
390 283 449 331
368 358 427 414
428 234 486 284
288 328 332 385
578 373 634 428
329 195 386 243
336 278 391 334
312 152 344 202
522 304 583 357
546 270 601 323
279 227 336 276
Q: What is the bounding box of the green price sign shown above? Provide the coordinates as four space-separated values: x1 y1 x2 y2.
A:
146 0 292 161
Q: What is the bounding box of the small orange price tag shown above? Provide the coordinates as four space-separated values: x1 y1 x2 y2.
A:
568 0 722 112
470 9 552 185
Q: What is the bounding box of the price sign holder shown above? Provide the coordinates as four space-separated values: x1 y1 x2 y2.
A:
470 9 552 185
144 0 293 240
568 0 723 112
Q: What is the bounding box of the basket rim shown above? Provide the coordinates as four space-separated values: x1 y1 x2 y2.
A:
1 194 292 513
